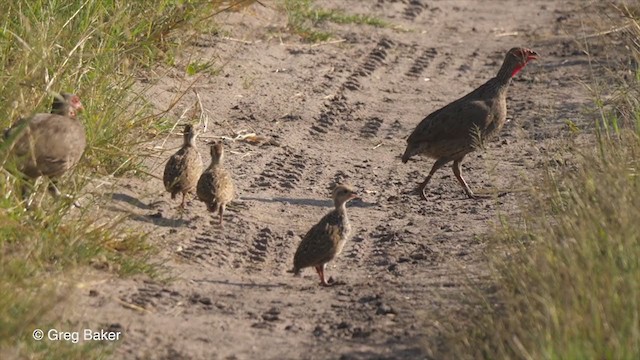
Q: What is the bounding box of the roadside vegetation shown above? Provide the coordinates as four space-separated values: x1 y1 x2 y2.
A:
282 0 391 42
0 1 256 358
443 4 640 359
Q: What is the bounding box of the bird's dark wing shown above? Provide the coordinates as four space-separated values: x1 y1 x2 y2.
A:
293 213 341 269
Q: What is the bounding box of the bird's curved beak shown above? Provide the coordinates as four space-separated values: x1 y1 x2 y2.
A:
527 51 539 61
348 191 359 200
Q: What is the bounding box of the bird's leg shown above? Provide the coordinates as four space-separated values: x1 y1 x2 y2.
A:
20 180 31 201
179 193 186 210
315 264 333 287
218 204 225 228
47 179 81 207
452 159 475 199
417 158 449 200
20 181 35 209
47 180 62 197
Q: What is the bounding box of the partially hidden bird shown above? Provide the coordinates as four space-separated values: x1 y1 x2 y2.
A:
4 92 86 201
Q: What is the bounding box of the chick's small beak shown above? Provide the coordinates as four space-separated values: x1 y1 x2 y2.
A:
527 50 539 61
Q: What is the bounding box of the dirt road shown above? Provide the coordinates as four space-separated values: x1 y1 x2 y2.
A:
66 1 595 358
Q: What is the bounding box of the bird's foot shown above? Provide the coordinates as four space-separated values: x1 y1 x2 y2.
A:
404 184 430 200
464 190 493 200
419 188 429 201
320 277 344 287
320 280 334 287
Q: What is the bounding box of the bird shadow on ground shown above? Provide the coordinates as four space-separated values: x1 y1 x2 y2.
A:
241 196 376 208
109 192 153 210
191 278 292 290
104 204 189 228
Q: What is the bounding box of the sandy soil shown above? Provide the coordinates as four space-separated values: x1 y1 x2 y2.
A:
62 1 601 359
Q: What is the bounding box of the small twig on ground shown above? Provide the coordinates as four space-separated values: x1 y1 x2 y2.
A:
220 36 256 44
113 298 152 313
495 31 519 37
193 89 209 133
578 24 631 39
311 39 347 47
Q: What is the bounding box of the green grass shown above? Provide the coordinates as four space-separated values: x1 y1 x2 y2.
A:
282 0 391 42
441 4 640 359
0 1 256 358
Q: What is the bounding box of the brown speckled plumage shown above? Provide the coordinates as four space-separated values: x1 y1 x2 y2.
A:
402 47 538 200
196 142 234 226
163 124 203 209
292 185 358 286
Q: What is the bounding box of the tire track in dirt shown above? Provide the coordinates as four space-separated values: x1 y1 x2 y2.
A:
245 226 291 270
403 0 427 21
123 280 184 313
359 116 384 138
342 38 394 92
251 147 309 190
310 38 395 136
405 47 438 79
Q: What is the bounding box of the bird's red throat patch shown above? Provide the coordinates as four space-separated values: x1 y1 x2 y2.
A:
511 64 526 77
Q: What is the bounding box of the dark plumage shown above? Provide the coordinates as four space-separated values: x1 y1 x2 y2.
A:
402 47 538 200
196 142 234 226
292 185 358 287
4 92 86 198
163 124 203 209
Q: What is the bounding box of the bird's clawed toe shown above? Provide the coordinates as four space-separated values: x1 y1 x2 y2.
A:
419 187 429 201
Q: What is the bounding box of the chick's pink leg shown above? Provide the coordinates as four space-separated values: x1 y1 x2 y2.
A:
315 264 331 287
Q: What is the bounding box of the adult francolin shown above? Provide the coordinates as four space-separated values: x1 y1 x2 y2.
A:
4 92 86 200
402 47 538 200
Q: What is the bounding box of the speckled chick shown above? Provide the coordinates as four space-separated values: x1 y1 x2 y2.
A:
196 142 235 226
292 185 358 286
163 124 203 209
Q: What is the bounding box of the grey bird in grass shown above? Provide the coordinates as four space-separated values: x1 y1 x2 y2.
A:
4 92 86 203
